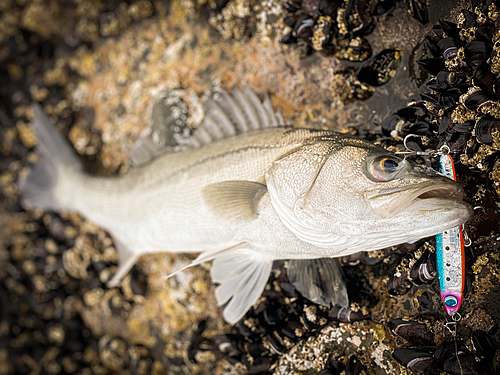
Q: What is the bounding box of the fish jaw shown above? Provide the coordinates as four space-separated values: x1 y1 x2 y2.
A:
365 178 468 219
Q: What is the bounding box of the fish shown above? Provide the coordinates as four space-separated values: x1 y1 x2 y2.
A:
19 86 473 324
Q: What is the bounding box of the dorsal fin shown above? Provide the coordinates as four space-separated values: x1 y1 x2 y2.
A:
129 85 287 166
187 84 287 148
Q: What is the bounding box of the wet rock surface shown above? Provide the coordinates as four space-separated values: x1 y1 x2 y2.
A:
1 0 500 374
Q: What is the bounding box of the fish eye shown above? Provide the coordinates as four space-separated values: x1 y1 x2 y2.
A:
366 155 404 181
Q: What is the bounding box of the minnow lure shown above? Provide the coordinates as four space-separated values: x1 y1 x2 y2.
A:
436 154 465 316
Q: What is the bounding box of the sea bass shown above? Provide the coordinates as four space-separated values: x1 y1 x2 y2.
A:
20 86 473 324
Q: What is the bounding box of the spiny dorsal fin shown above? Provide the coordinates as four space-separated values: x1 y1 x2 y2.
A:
188 84 287 148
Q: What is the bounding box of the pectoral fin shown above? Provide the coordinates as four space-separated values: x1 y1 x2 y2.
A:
202 181 267 222
287 258 349 307
211 248 273 324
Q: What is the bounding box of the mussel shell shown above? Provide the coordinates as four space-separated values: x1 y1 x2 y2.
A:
464 90 495 111
381 113 405 137
452 120 474 133
243 340 266 358
325 359 345 374
342 0 373 36
263 306 282 326
372 0 396 16
344 355 366 375
408 0 428 24
475 26 493 44
396 104 429 121
336 37 372 62
328 305 369 323
410 250 436 285
280 324 298 341
439 116 452 134
247 356 274 374
393 349 441 375
317 369 338 375
473 62 496 88
267 331 286 355
434 340 467 365
388 269 412 296
389 319 435 346
475 117 500 144
284 15 298 27
418 57 445 76
494 76 500 98
438 37 459 60
292 16 315 41
357 49 401 86
409 121 435 137
433 24 444 39
460 9 477 28
439 20 460 40
466 41 489 69
443 354 487 375
438 94 458 112
425 36 441 58
318 0 340 18
213 334 242 357
281 32 298 44
427 71 455 92
471 331 496 359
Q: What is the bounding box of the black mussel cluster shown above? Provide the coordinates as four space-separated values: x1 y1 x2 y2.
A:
387 246 437 296
329 49 402 102
382 2 500 171
281 0 426 59
391 320 497 375
317 355 366 375
282 0 405 102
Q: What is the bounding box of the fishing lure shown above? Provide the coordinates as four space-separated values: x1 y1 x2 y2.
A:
435 154 465 316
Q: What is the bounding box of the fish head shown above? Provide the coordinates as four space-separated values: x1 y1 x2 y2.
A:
266 134 473 253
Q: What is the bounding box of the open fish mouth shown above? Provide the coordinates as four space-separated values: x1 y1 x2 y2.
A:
367 180 465 218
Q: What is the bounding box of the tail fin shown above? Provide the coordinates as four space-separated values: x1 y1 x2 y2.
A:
20 104 83 211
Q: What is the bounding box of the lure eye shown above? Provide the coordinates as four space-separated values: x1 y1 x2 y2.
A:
366 155 404 181
444 294 459 308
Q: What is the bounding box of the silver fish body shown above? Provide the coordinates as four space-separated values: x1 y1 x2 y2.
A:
21 88 473 323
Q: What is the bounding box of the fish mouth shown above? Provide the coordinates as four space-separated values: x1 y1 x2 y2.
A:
367 180 465 218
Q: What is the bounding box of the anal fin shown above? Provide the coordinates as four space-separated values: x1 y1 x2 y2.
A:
287 258 348 308
107 240 141 288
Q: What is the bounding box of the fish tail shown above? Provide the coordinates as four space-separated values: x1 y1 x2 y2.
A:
20 104 83 211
